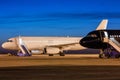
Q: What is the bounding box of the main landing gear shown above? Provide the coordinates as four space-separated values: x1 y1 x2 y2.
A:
99 49 105 58
48 52 65 56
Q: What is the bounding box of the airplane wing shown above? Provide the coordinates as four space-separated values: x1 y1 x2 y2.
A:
47 42 79 48
47 42 86 50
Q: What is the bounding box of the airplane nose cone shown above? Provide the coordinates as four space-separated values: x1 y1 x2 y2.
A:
80 38 85 46
2 42 18 50
2 42 9 49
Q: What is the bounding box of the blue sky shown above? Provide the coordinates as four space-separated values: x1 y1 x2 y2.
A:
0 0 120 42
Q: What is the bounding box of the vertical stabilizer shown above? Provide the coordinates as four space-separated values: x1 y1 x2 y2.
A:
96 19 108 30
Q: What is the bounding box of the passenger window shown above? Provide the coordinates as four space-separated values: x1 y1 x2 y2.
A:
86 34 97 38
91 34 97 37
7 40 13 42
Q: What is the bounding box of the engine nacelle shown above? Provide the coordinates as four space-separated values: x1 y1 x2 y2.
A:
46 47 60 54
31 50 43 54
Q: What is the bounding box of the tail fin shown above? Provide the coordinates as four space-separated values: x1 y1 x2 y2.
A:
96 19 108 30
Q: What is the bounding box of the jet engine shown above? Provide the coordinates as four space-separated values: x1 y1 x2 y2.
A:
46 47 60 54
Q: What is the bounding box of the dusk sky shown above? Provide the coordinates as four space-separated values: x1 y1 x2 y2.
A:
0 0 120 43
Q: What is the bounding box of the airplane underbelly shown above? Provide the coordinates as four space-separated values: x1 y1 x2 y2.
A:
63 44 86 50
25 44 46 50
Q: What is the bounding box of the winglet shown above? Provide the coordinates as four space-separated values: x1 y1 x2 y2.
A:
96 19 108 30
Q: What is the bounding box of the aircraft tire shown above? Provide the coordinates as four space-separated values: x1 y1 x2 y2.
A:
49 54 54 56
59 53 65 56
105 53 111 58
99 54 104 58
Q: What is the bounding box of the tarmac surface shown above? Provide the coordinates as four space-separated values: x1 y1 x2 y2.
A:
0 54 120 80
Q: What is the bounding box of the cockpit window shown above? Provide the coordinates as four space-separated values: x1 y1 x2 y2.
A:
86 34 97 38
7 40 13 42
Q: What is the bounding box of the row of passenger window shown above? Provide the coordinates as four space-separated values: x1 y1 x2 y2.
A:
110 35 120 38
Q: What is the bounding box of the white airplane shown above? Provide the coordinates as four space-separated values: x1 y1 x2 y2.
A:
2 19 108 56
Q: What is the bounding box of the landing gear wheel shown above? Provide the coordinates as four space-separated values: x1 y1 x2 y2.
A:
99 54 104 58
59 53 65 56
49 54 54 56
99 49 105 58
8 53 12 56
105 53 111 58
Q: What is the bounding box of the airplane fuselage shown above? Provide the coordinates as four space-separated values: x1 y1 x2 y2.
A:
2 36 85 51
80 30 120 49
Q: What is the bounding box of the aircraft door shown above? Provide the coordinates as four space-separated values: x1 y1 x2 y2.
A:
104 31 108 38
103 31 109 42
